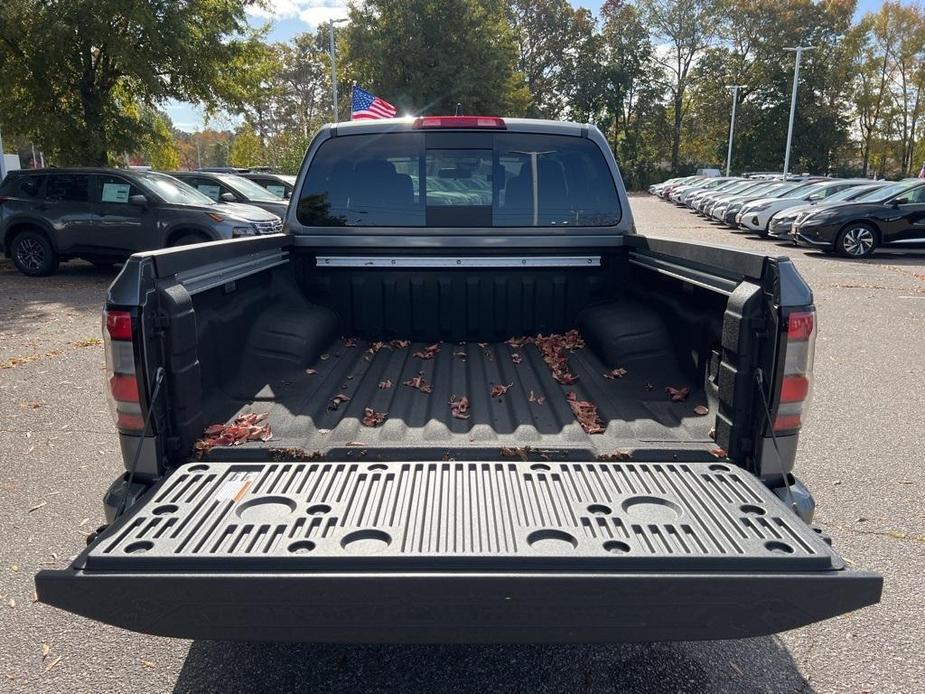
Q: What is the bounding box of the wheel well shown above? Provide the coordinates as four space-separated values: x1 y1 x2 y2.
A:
4 223 54 257
165 228 210 246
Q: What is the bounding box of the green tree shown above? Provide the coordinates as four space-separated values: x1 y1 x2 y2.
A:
137 110 180 170
228 124 263 168
0 0 271 165
343 0 528 116
638 0 721 173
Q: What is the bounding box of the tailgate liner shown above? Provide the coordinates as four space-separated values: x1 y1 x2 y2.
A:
79 461 837 571
38 461 882 641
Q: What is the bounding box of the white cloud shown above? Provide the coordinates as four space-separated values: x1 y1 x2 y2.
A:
246 0 351 27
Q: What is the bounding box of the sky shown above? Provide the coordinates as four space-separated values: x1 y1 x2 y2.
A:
165 0 885 132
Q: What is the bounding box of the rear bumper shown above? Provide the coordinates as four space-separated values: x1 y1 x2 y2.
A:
35 567 882 643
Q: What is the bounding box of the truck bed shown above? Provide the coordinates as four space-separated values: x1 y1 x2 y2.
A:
201 334 715 462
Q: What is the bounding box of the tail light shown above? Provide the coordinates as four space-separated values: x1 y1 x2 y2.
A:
103 309 146 433
773 309 816 433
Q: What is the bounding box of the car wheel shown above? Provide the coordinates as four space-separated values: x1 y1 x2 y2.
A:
169 233 208 247
11 230 59 276
835 224 877 259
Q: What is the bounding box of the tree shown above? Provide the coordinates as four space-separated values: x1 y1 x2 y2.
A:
141 111 180 170
0 0 271 165
343 0 529 116
229 124 264 168
506 0 598 118
638 0 721 173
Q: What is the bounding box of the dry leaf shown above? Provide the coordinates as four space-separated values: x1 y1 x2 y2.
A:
566 392 605 435
490 383 513 398
342 337 357 348
44 655 61 672
413 343 440 360
453 351 467 360
378 379 393 390
598 451 632 461
141 660 156 670
328 394 351 411
665 386 690 402
402 374 433 393
320 353 330 360
501 446 531 461
389 339 410 349
7 598 15 608
306 368 318 375
511 352 523 364
194 412 273 452
603 368 627 380
710 447 728 459
41 643 50 659
693 404 709 416
362 408 388 427
449 395 470 419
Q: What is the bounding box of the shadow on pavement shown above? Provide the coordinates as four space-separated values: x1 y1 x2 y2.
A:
174 637 812 693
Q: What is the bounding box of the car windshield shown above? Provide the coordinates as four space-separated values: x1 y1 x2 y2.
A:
138 172 216 205
853 181 919 202
768 182 810 198
218 174 285 202
825 184 882 202
723 181 760 194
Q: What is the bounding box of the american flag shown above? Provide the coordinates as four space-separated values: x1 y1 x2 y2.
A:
351 85 397 120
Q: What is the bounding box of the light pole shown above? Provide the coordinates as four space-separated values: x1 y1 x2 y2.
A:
328 18 349 122
725 85 746 176
782 46 815 177
0 122 6 181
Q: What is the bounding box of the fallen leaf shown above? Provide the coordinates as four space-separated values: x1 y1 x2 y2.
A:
389 339 410 349
7 598 14 608
693 404 709 416
501 446 531 461
505 337 527 348
665 386 690 402
378 379 393 389
320 353 330 360
403 374 433 393
28 501 47 513
710 447 727 458
342 337 357 348
361 408 388 427
306 368 318 375
269 447 323 461
603 368 627 380
141 660 156 670
490 382 513 398
511 352 523 364
41 643 50 659
453 351 467 360
413 343 440 360
44 655 61 672
449 395 471 420
644 383 654 391
566 392 605 435
597 451 632 461
194 412 273 452
328 394 351 411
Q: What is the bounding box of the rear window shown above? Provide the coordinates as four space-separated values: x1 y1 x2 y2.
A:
45 174 90 202
296 132 621 227
3 174 44 198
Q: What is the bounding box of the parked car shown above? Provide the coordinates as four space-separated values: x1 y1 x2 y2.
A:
167 170 289 218
712 181 797 224
693 179 766 214
791 179 925 257
766 182 888 239
0 168 283 276
36 116 880 643
736 180 869 235
675 177 738 205
241 172 297 199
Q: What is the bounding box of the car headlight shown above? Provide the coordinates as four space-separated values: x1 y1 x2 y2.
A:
231 225 257 237
748 202 771 212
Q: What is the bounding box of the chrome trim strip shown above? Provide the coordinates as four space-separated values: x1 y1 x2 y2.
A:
628 253 738 295
315 255 602 268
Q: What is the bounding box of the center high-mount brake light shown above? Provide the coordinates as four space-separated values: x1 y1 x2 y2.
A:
773 309 816 433
412 116 506 129
103 309 146 433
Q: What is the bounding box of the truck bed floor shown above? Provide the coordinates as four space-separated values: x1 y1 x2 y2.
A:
203 336 715 461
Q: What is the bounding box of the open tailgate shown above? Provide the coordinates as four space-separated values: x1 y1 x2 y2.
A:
36 460 881 642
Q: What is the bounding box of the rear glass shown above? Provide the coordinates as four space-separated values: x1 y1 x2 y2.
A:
4 174 43 198
297 132 621 227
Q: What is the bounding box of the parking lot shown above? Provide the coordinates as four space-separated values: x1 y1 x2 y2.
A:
0 192 923 693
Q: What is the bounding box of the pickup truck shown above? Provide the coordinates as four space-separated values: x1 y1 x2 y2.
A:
36 117 881 643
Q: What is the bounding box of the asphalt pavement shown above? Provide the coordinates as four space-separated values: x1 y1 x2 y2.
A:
0 194 922 693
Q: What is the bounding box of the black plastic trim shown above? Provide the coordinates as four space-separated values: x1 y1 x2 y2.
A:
35 567 882 643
